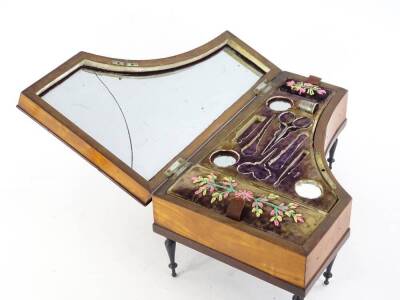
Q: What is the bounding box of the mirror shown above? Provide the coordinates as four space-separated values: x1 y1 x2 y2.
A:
268 97 292 111
210 150 240 167
42 47 263 180
295 180 323 199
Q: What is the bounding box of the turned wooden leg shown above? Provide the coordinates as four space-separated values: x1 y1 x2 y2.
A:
327 139 338 169
292 295 304 300
323 257 336 285
164 239 178 277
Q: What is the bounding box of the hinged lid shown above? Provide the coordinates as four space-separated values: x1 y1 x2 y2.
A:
17 31 281 206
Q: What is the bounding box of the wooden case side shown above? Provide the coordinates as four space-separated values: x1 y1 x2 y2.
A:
153 196 307 287
324 93 348 152
305 200 351 285
17 93 151 202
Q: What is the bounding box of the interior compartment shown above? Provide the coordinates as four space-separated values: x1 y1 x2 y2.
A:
165 76 339 243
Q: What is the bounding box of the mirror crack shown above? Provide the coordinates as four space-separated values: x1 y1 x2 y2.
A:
95 73 134 168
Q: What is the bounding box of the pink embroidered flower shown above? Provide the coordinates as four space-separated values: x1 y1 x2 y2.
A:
317 89 327 95
270 209 283 216
270 213 283 226
298 87 306 94
286 80 295 87
303 82 313 87
235 190 254 202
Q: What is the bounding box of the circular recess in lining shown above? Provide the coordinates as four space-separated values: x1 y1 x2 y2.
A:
267 97 293 111
295 180 323 199
210 150 240 168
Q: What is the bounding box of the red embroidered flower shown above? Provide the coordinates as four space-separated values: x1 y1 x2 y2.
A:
286 80 295 87
298 87 306 94
234 190 254 202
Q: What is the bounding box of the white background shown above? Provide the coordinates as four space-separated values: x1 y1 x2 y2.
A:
1 1 399 299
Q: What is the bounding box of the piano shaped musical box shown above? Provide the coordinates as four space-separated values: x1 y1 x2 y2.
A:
17 31 351 300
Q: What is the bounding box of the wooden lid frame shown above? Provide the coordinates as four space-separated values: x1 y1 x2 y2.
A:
17 31 281 205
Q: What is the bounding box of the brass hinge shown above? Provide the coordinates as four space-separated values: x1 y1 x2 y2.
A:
111 60 139 67
164 158 191 177
254 80 271 95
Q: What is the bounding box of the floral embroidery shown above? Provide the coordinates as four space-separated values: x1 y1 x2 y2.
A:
192 174 304 226
235 190 254 202
283 79 328 99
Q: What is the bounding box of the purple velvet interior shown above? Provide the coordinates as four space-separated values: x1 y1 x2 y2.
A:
235 106 312 191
